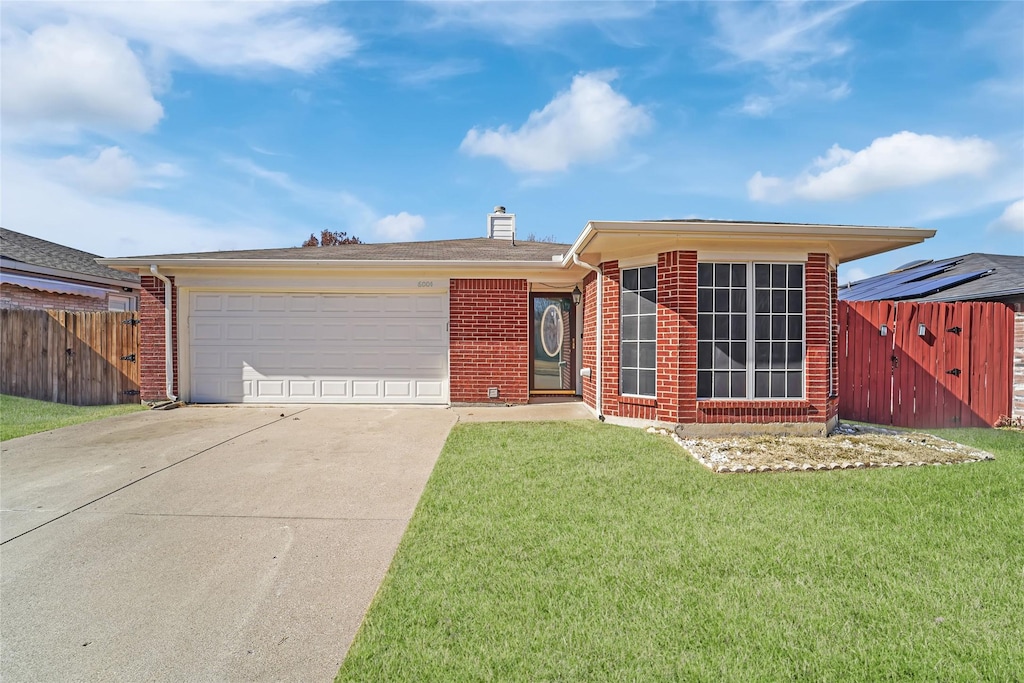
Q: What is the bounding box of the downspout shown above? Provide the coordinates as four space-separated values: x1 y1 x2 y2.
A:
149 265 177 401
572 254 604 420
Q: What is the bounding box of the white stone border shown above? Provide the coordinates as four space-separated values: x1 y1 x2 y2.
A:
643 426 995 474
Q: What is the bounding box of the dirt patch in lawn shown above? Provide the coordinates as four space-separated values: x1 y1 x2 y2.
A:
664 422 995 473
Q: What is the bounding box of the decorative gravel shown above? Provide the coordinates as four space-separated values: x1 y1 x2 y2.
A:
649 422 995 474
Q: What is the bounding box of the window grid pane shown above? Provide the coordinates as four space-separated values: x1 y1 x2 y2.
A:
698 262 805 400
620 266 657 397
697 263 747 398
753 263 803 398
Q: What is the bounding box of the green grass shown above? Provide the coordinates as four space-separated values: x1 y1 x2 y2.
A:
0 394 147 441
337 421 1023 682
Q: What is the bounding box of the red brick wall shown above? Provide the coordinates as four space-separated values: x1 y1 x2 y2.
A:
593 251 837 425
1 283 108 311
449 278 529 404
139 274 178 401
581 270 598 408
601 260 621 414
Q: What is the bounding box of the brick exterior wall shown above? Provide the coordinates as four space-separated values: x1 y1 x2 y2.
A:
139 275 178 401
1 283 108 311
580 270 598 408
449 278 529 404
583 251 838 427
1014 309 1024 420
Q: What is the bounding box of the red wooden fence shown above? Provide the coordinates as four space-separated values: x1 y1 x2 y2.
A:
838 300 1014 428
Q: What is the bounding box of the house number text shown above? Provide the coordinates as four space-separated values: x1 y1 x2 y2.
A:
417 281 434 288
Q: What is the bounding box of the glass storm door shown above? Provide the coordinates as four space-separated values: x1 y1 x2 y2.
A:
531 294 575 393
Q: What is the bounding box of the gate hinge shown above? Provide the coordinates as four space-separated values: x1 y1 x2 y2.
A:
122 318 140 326
120 353 136 362
946 368 962 377
123 389 141 396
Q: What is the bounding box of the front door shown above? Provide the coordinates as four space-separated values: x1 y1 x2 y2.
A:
530 294 575 393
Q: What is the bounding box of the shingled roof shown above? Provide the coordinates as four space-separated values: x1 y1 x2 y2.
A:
840 252 1024 303
1 228 140 283
115 237 570 262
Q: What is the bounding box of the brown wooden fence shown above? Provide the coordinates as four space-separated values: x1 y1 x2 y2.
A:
0 309 140 405
838 300 1014 428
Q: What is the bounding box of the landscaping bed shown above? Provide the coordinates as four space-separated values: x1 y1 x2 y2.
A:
671 422 995 473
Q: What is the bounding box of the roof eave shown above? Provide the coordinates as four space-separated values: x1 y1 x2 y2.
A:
97 257 567 271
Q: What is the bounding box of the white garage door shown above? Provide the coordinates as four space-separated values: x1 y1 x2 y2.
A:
187 292 448 404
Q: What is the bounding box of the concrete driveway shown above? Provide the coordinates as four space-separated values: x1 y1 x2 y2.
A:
0 405 456 682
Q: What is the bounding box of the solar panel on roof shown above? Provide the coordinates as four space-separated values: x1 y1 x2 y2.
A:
843 261 957 300
885 269 992 300
891 258 933 272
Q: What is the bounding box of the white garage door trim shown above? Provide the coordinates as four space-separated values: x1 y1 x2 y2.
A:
183 290 449 404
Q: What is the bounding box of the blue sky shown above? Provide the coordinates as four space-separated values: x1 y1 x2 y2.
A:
1 1 1021 283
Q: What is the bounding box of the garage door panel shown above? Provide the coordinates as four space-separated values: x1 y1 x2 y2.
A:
288 295 318 312
226 295 254 312
189 291 448 403
288 324 317 342
226 323 253 341
193 322 222 341
256 379 285 397
352 380 381 398
256 295 286 312
321 380 349 398
320 295 351 312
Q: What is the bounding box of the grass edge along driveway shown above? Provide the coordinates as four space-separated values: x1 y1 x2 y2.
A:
0 394 147 441
337 421 1023 682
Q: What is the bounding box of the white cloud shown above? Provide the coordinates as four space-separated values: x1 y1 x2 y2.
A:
748 131 1000 202
6 1 356 73
460 72 650 173
374 212 426 241
56 147 140 194
709 2 860 115
393 59 481 87
54 146 185 195
709 1 860 70
222 157 422 243
1 22 163 136
1 2 355 139
739 95 775 118
420 2 653 44
0 154 281 257
839 266 871 286
989 199 1024 234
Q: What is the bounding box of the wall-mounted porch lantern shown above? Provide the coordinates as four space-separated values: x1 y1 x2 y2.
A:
879 324 888 336
918 323 928 337
572 285 582 306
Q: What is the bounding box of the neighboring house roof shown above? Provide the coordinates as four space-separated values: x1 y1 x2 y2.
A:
1 228 140 285
839 252 1024 303
114 237 570 262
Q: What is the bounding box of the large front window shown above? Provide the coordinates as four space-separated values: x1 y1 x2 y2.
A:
620 265 657 397
697 262 804 399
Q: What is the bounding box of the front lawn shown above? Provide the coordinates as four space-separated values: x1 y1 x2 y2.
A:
337 422 1023 682
0 394 147 441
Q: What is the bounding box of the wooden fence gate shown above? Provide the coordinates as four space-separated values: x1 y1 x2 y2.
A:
0 309 140 405
838 300 1014 428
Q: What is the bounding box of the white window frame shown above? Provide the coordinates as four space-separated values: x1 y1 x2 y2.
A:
697 261 805 400
619 264 658 398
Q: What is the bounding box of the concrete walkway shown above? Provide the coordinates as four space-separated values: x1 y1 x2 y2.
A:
452 398 594 423
0 406 456 682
